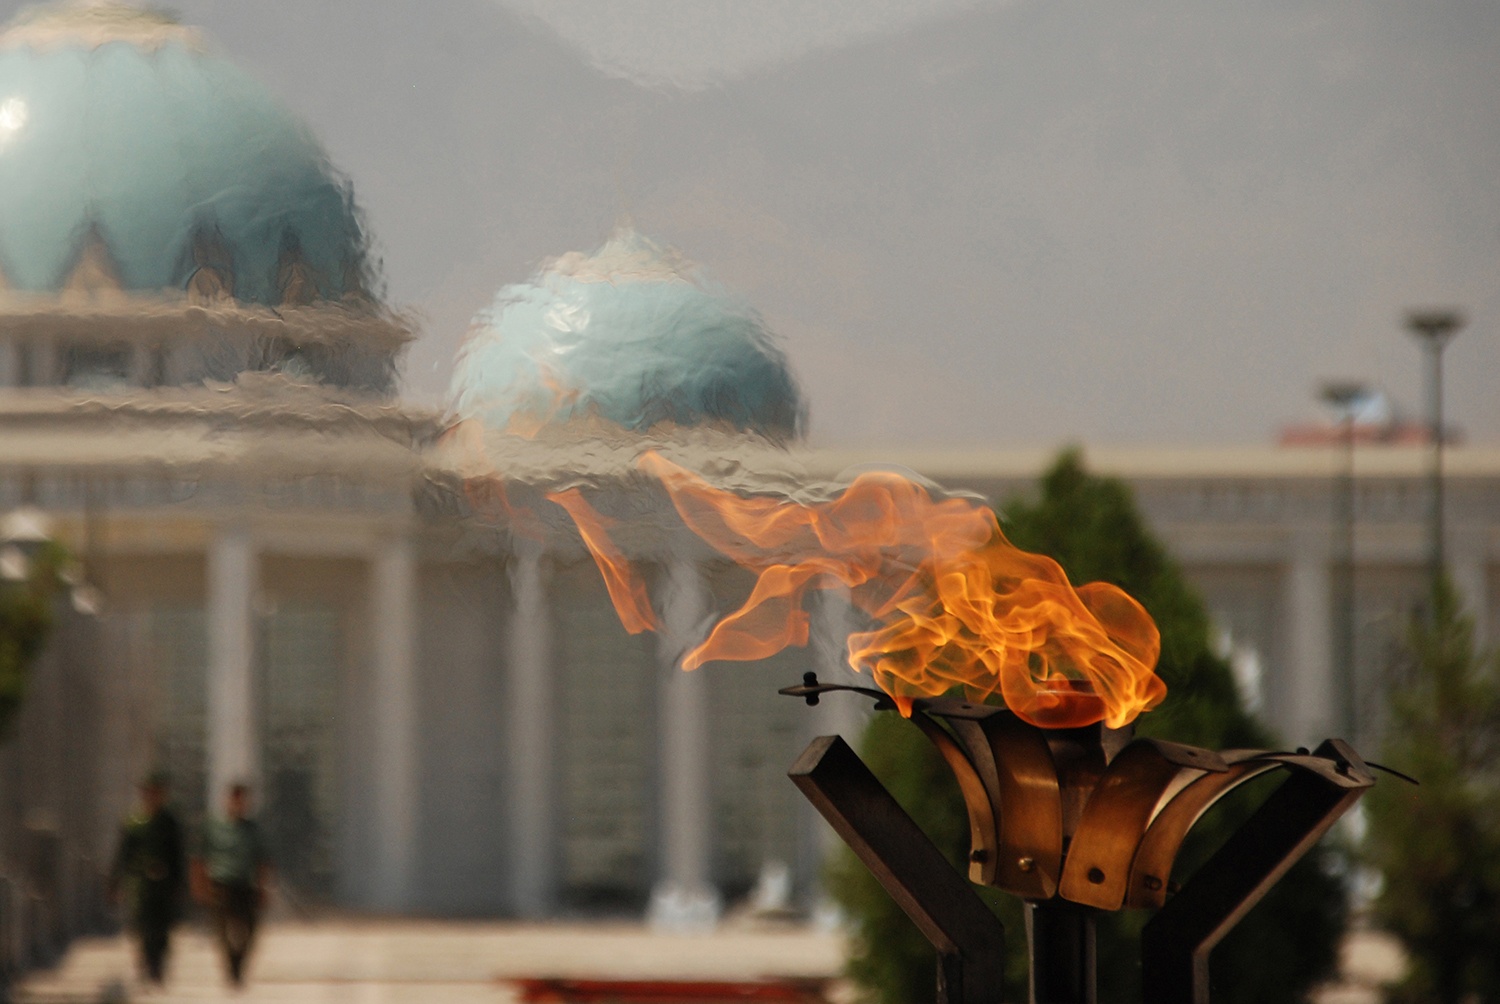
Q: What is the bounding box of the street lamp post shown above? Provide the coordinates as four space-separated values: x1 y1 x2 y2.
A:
1319 380 1367 741
1405 310 1465 596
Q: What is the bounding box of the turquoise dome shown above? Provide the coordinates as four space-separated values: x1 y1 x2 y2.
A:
0 3 371 304
449 232 805 441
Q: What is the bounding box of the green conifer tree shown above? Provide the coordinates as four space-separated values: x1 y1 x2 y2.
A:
827 449 1347 1003
1363 579 1500 1003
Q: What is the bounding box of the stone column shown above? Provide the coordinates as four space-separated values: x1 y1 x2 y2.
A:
809 584 868 739
206 527 257 807
0 336 18 387
506 548 556 917
649 558 719 931
1283 531 1335 745
130 342 156 388
799 584 869 914
369 535 419 910
27 333 57 386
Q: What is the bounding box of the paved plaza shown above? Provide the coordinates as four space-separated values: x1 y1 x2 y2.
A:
15 918 1402 1004
15 920 848 1004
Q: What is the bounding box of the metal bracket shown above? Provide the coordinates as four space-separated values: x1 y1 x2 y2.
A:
789 735 1007 1004
1140 739 1374 1003
781 682 1378 1004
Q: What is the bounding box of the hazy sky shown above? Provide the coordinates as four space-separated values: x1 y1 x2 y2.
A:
9 0 1498 447
498 0 991 89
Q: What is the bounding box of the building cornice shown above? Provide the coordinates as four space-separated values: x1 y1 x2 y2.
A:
794 444 1500 482
0 294 414 348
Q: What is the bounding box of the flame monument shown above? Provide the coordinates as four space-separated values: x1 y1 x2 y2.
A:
555 447 1383 1003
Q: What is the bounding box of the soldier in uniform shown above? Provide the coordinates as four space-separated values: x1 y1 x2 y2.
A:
192 782 272 988
109 771 187 987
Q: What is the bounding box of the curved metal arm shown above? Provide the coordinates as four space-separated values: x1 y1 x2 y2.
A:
1141 739 1375 1004
777 672 893 709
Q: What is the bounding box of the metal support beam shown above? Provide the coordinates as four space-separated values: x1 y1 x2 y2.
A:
1140 740 1373 1003
1026 901 1097 1004
789 735 1007 1004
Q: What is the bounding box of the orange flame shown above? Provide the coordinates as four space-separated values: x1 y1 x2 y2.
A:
549 487 660 634
554 451 1165 729
505 363 582 439
440 419 552 540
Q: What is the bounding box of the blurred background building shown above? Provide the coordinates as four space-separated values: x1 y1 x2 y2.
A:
0 2 1494 961
0 3 429 959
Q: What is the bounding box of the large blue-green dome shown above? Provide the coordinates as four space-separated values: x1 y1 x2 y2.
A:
0 2 371 304
449 231 805 441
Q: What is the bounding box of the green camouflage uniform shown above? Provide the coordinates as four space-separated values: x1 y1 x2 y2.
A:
111 806 186 982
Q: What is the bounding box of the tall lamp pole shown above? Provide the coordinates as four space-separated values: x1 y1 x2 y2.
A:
1405 310 1465 596
1319 380 1367 741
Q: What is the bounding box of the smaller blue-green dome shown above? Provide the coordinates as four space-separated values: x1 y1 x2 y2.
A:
0 2 372 304
449 232 805 440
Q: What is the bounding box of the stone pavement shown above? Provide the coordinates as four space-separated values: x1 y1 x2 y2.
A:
1312 927 1407 1004
14 920 848 1004
14 918 1403 1004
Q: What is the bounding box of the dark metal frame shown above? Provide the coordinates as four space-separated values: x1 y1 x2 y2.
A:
783 680 1377 1004
790 736 1008 1004
1139 739 1373 1002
